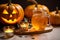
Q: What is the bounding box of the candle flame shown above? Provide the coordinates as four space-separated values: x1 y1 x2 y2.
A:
4 27 14 33
21 23 26 28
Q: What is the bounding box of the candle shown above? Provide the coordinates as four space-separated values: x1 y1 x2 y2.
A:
21 23 27 28
4 27 13 33
3 26 14 38
4 26 14 33
20 22 29 31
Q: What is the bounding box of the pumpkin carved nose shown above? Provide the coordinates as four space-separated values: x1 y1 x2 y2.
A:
10 14 12 17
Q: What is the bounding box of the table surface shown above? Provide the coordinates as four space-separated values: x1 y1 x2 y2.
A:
0 26 60 40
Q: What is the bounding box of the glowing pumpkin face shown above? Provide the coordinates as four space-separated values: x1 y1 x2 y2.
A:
2 9 18 23
0 4 24 24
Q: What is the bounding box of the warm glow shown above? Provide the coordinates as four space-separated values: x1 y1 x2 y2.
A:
30 26 40 32
3 9 8 14
21 23 27 28
4 27 14 33
10 15 13 17
12 9 17 14
1 17 17 24
33 26 40 31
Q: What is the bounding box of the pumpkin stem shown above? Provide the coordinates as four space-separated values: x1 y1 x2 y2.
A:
56 7 58 14
8 0 11 6
27 0 38 7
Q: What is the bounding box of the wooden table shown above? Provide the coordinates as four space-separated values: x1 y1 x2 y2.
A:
0 27 60 40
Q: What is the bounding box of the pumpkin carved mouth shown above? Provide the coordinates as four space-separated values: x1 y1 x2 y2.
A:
1 17 17 24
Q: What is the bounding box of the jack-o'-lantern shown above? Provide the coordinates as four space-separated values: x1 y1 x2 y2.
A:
0 0 24 24
25 0 49 18
49 7 60 25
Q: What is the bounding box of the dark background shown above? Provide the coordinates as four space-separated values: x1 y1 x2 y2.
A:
0 0 59 33
0 0 60 11
0 0 60 29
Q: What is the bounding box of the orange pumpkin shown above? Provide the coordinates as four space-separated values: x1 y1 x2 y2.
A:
49 10 60 25
25 0 49 18
0 1 24 24
25 4 49 18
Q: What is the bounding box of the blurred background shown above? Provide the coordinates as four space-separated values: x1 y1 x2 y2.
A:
0 0 60 40
0 0 59 11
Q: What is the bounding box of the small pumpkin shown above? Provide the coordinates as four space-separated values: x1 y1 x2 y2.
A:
25 0 49 18
0 0 24 24
49 7 60 25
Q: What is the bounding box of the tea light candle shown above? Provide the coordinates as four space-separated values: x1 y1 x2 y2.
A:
21 23 27 28
20 22 29 31
3 26 14 38
4 26 13 33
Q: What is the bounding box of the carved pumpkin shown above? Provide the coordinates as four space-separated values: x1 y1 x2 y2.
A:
49 10 60 25
0 1 24 24
25 0 49 18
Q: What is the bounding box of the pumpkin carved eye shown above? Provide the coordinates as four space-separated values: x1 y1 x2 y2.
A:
12 9 17 14
3 9 8 14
